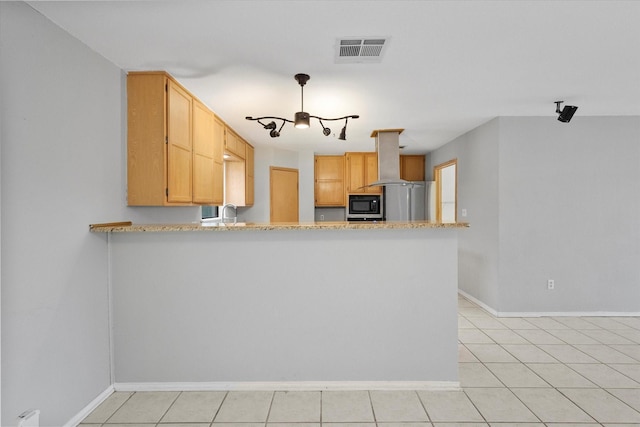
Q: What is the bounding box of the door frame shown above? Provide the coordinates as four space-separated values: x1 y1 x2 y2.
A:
433 158 458 223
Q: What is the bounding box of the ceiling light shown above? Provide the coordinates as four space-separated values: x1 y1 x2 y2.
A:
246 73 359 140
555 101 578 123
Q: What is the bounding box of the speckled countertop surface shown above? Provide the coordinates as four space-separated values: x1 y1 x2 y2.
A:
89 221 469 233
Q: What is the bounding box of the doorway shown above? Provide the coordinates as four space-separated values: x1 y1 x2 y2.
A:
270 166 299 222
434 159 457 223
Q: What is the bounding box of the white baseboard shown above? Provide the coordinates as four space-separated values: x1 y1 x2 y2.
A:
458 290 640 317
114 381 460 392
64 384 114 427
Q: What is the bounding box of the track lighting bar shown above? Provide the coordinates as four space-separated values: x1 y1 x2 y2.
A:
246 73 359 140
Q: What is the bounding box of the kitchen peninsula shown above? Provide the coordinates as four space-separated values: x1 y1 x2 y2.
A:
92 221 467 389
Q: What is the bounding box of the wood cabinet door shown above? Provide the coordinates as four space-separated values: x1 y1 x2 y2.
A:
314 155 345 206
365 153 381 194
400 155 426 181
166 80 192 203
192 100 215 204
345 153 364 193
211 116 225 205
270 167 299 222
245 144 254 206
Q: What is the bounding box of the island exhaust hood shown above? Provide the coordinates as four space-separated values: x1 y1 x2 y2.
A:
368 128 411 187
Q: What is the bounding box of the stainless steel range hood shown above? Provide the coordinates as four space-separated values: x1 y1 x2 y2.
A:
368 128 410 187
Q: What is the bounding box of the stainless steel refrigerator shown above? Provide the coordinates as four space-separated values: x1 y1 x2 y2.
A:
384 181 427 221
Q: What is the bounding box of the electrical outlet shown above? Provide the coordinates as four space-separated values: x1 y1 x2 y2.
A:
320 215 324 221
461 209 467 217
547 279 555 290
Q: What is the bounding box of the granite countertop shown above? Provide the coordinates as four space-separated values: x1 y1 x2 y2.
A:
89 221 469 233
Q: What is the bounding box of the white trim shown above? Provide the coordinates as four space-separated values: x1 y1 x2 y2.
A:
458 289 498 316
114 381 460 392
63 385 114 427
458 290 640 317
107 232 115 384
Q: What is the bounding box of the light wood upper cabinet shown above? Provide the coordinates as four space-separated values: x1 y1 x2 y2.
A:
245 143 255 206
314 155 345 207
224 136 254 207
224 127 245 159
400 154 426 181
127 71 225 206
211 115 225 206
192 100 216 204
345 152 381 194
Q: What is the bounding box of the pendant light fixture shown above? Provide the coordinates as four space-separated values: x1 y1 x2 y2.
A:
246 73 359 140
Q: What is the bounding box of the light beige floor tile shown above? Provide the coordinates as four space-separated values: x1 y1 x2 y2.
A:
609 363 640 382
497 318 538 330
464 388 538 422
488 424 545 427
611 345 640 361
268 423 320 427
321 390 375 422
543 424 599 427
484 363 550 388
510 388 594 423
468 317 509 329
417 390 483 422
81 391 133 423
501 344 558 363
559 388 640 423
100 424 155 427
434 424 488 427
526 363 596 388
513 329 565 345
523 317 570 330
553 317 604 330
322 423 376 427
567 363 640 388
614 317 640 329
268 391 320 422
459 307 493 318
369 390 428 422
580 329 635 344
107 391 179 424
465 344 519 363
161 391 226 423
214 391 273 422
481 329 529 344
459 316 477 329
546 329 600 345
458 363 504 387
573 344 638 363
458 329 495 344
160 424 210 427
459 344 480 362
537 345 599 363
613 329 640 344
375 423 431 427
607 388 640 411
581 317 634 330
213 423 263 427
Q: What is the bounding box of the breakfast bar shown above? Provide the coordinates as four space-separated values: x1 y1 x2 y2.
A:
92 221 467 389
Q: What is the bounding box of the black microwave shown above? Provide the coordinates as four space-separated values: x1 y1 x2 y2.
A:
346 194 384 221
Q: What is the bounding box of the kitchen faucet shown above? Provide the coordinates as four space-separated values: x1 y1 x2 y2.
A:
221 203 237 224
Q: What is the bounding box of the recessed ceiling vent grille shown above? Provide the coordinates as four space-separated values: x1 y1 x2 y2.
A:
335 37 389 63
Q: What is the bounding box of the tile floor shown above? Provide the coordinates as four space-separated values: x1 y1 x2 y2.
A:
80 295 640 426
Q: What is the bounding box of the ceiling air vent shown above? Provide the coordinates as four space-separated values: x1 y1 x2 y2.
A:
335 37 389 63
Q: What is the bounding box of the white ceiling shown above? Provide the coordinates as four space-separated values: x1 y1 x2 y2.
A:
27 0 640 154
